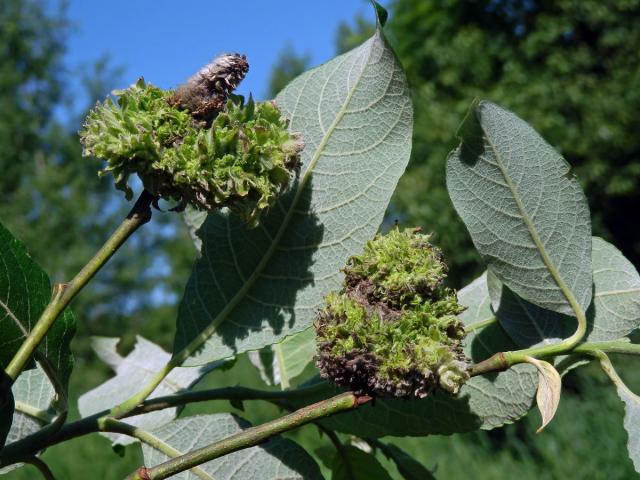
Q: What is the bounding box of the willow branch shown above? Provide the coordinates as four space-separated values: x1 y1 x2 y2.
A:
469 338 640 378
125 392 372 480
0 383 328 466
5 190 155 382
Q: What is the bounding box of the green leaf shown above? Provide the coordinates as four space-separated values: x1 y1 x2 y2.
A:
458 271 495 329
273 328 317 388
446 100 592 317
141 414 323 480
589 237 640 340
78 336 217 446
291 273 537 437
374 442 436 480
491 237 640 348
331 446 392 480
247 348 277 386
0 223 75 391
369 0 388 27
249 328 317 389
173 16 412 366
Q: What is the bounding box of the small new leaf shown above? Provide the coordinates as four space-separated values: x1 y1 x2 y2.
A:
524 356 561 433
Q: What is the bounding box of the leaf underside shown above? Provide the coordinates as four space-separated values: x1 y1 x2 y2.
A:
0 367 55 473
598 355 640 473
446 100 592 317
491 237 640 348
173 24 412 366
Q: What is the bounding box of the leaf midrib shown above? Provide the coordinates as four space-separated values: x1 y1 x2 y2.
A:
481 116 584 318
0 297 28 336
172 34 379 365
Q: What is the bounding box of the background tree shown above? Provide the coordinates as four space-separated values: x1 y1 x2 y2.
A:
0 0 195 362
266 43 312 98
1 1 196 475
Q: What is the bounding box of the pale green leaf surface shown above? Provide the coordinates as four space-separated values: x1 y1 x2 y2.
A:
598 354 640 473
291 273 537 437
0 367 54 474
458 271 495 328
589 237 640 340
492 237 640 348
273 327 317 387
617 385 640 473
173 22 412 366
78 336 216 446
249 328 317 388
446 100 592 316
141 414 323 480
6 367 55 446
0 223 75 391
247 348 277 386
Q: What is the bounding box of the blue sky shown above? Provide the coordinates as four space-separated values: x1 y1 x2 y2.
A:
63 0 384 103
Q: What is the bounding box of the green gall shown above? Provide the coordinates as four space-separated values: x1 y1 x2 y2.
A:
315 228 469 398
80 78 303 226
343 227 447 305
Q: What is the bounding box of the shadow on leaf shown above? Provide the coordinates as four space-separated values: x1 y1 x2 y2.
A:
173 176 324 360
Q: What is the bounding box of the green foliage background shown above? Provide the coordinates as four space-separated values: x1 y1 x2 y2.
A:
2 0 640 478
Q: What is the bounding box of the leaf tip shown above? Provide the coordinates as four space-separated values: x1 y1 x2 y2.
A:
369 0 388 27
453 98 485 166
